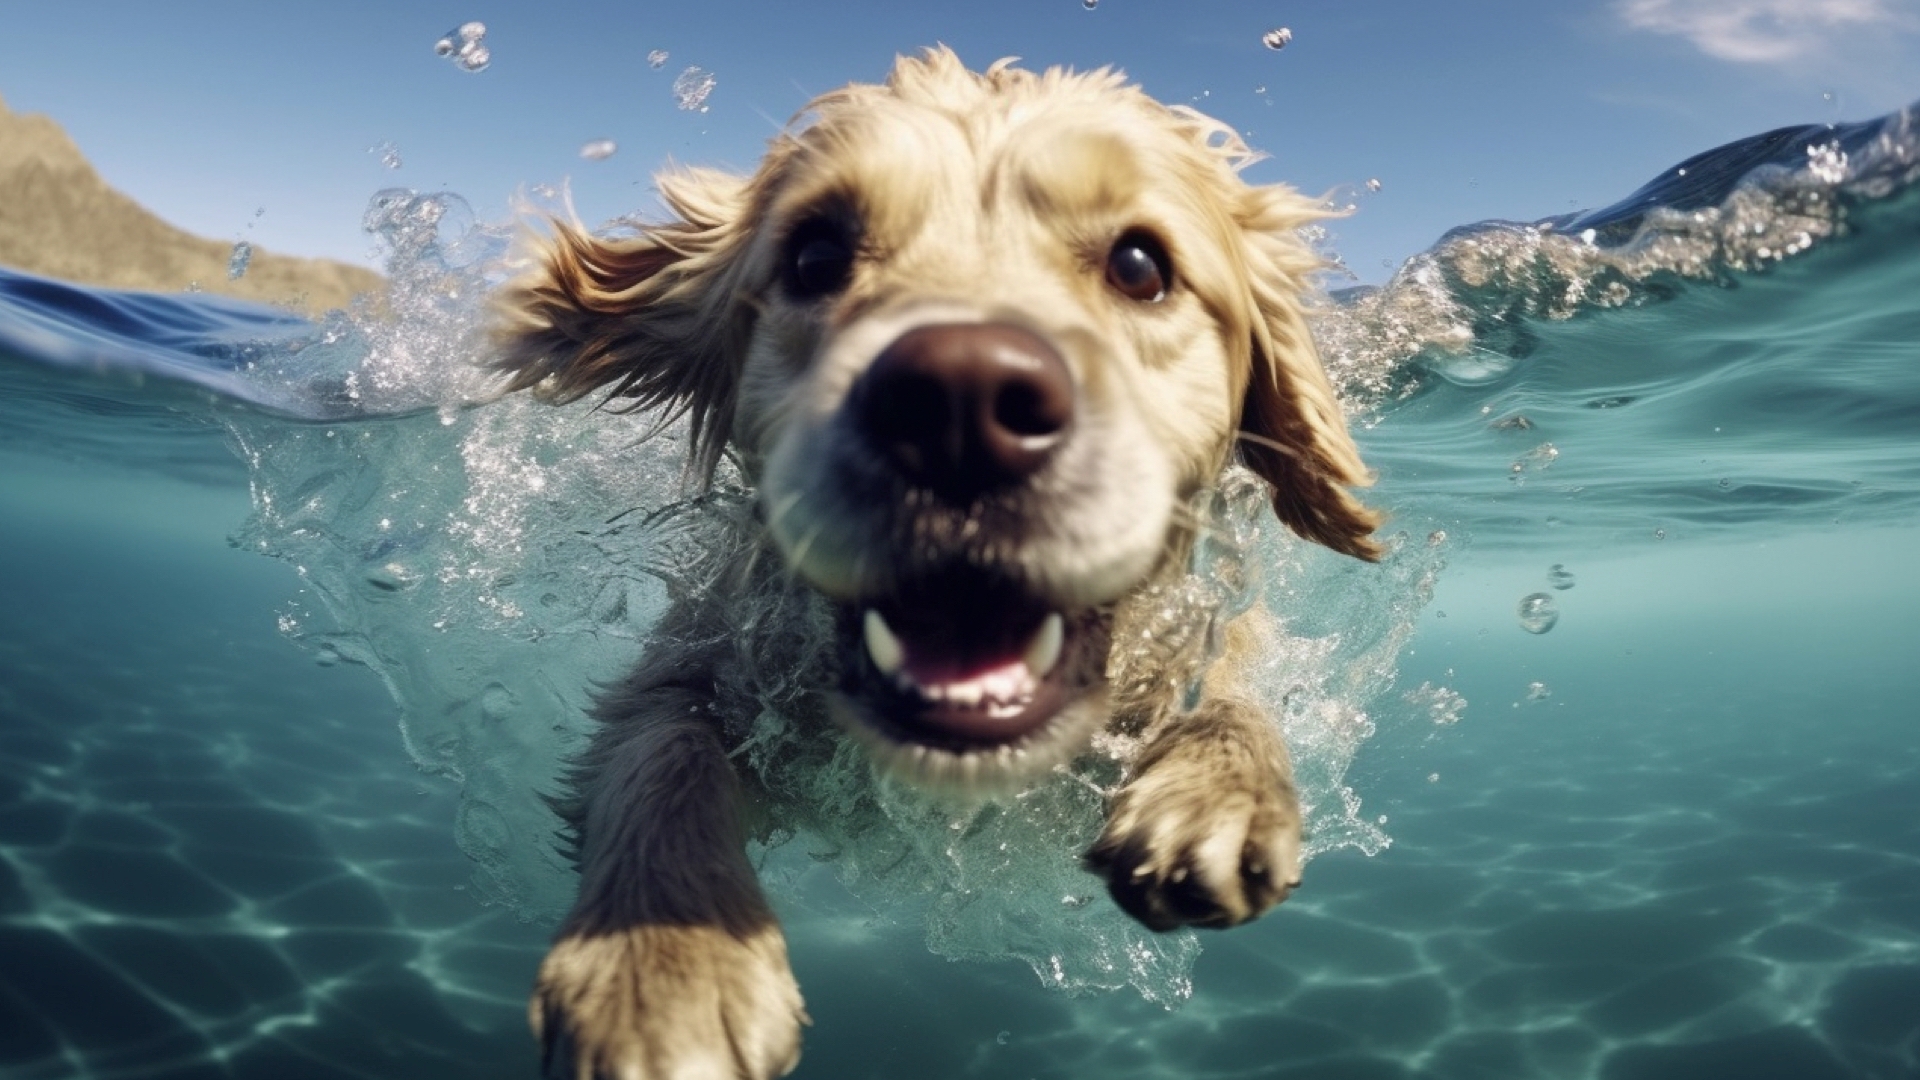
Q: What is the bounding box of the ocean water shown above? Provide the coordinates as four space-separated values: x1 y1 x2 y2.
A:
2 101 1918 1080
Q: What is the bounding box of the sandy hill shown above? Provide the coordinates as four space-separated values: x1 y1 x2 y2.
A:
0 93 382 316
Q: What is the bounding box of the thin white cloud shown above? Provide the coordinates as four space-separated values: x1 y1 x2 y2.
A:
1616 0 1919 63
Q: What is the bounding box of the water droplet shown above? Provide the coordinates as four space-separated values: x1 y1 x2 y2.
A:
1546 564 1575 590
578 139 618 162
1084 0 1098 8
434 22 490 73
1517 593 1559 634
1365 177 1382 193
673 65 716 111
226 240 253 280
1254 84 1267 94
369 140 403 169
1261 26 1293 50
647 49 669 69
1525 681 1551 702
996 1031 1011 1045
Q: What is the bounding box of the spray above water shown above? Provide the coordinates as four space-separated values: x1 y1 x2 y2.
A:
434 22 491 73
1262 27 1294 51
672 65 716 111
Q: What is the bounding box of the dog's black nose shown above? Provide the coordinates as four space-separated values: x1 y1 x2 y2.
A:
853 323 1074 501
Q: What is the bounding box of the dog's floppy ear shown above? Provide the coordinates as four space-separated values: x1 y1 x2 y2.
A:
1237 187 1385 561
492 166 754 480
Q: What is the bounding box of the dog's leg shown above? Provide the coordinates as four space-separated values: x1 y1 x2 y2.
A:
1085 691 1303 932
1086 608 1303 932
532 684 807 1080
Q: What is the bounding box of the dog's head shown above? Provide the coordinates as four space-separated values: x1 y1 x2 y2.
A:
494 49 1381 787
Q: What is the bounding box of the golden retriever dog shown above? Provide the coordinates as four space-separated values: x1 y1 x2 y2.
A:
492 47 1381 1080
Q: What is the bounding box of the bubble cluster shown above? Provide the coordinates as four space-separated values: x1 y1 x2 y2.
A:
433 22 491 73
1405 681 1468 726
578 139 618 162
672 65 716 111
1517 593 1559 634
1262 27 1293 50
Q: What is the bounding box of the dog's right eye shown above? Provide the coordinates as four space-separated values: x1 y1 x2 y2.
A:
784 220 855 300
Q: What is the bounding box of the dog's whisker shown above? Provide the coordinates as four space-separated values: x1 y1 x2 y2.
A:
1232 428 1305 460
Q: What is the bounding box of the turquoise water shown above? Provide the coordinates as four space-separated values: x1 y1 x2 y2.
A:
2 104 1918 1078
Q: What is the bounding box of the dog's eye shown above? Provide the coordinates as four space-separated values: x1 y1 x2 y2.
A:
784 219 855 299
1105 231 1172 302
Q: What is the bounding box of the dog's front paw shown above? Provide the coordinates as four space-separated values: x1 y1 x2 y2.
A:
1085 744 1302 932
532 922 807 1080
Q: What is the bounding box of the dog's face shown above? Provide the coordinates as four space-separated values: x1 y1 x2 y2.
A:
494 50 1381 788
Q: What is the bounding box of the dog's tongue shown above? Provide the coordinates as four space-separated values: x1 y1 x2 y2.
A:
862 606 1066 720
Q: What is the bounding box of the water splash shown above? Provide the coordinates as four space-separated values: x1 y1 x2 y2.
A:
578 139 618 162
1261 27 1293 51
672 66 716 111
434 22 491 73
369 140 403 170
226 240 252 281
646 49 669 69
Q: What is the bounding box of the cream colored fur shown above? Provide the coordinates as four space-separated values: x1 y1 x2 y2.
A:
493 48 1380 1080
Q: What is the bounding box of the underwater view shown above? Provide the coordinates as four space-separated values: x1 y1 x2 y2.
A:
4 8 1920 1080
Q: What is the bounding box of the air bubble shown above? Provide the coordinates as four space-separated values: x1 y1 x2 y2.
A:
1261 27 1293 50
1517 593 1559 634
1525 681 1551 701
578 139 618 162
996 1031 1011 1045
672 66 716 111
1653 528 1667 540
434 22 491 73
1546 563 1575 590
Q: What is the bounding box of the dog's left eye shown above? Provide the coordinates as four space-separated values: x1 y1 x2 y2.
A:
1105 231 1172 303
784 219 856 299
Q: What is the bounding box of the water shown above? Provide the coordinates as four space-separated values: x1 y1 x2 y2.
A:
2 100 1918 1078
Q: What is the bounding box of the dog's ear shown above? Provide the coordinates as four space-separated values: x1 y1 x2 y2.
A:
1237 186 1385 561
492 166 754 480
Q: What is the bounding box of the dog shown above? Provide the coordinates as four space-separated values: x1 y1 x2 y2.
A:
491 47 1382 1080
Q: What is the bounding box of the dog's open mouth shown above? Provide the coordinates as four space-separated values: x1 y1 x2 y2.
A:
831 567 1112 780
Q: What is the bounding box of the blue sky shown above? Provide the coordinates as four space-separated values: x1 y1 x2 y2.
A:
3 0 1916 284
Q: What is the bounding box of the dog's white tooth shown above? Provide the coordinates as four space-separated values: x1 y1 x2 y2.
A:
1024 613 1065 676
950 681 983 707
863 609 905 676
